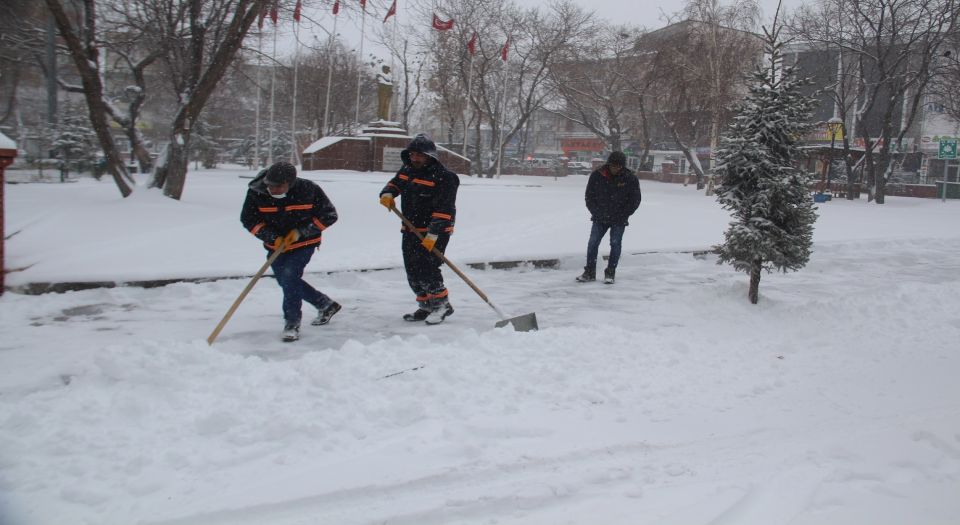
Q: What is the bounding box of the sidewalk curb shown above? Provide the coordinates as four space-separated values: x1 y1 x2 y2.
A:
4 250 712 295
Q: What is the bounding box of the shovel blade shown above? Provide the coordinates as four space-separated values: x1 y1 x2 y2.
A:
495 312 538 332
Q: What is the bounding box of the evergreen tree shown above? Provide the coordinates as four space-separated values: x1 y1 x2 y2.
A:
52 104 99 176
713 24 819 304
190 118 221 170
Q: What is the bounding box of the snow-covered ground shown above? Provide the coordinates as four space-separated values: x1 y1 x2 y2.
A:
2 168 960 525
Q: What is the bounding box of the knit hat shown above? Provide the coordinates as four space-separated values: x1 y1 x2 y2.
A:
607 151 627 167
402 134 439 161
264 161 297 186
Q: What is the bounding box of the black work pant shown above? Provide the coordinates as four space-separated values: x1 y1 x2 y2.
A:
401 231 451 310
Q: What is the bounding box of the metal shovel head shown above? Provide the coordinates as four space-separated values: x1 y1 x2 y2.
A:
495 312 539 332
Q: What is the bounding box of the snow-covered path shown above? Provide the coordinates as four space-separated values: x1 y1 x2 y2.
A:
2 170 960 524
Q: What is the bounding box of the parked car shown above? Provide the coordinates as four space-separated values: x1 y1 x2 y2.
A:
567 161 592 174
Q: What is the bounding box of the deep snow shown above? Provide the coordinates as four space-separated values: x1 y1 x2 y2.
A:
2 168 960 525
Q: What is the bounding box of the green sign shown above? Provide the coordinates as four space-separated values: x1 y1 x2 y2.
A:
938 138 957 159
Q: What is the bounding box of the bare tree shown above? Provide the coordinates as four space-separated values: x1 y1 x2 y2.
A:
646 0 762 190
45 0 135 196
0 1 48 128
547 22 645 153
790 0 958 203
147 0 267 200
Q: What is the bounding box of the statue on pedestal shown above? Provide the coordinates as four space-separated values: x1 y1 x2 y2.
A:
376 65 393 122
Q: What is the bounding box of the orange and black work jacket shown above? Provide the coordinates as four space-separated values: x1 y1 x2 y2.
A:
241 173 338 251
381 159 459 236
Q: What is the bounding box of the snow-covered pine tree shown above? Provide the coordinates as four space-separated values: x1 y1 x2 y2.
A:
713 23 819 305
52 104 99 178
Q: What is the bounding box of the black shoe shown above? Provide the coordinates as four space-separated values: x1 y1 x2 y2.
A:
603 268 615 284
575 266 596 282
281 322 300 342
311 301 341 326
403 309 431 322
425 304 454 325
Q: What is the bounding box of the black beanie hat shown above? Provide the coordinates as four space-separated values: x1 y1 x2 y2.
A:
607 151 627 167
264 161 297 186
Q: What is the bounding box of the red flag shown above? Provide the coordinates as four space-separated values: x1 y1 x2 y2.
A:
269 0 278 24
467 31 477 55
432 14 454 31
360 0 366 9
332 0 339 15
500 38 510 61
258 5 267 29
383 0 396 23
293 0 302 22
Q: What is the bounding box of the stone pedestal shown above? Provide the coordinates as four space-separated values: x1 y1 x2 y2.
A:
302 122 471 175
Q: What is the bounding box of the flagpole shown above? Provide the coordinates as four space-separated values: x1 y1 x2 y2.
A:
290 19 301 165
254 31 263 169
496 43 509 179
322 10 339 137
267 23 278 166
355 3 366 126
462 51 474 157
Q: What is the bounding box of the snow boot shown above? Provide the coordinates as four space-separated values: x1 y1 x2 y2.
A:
425 303 454 325
575 266 596 282
604 268 616 284
403 308 431 322
281 321 300 342
311 301 342 326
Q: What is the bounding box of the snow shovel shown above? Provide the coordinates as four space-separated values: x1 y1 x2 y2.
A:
207 236 291 345
390 207 538 332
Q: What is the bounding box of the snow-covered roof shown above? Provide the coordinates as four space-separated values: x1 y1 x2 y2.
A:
359 128 408 136
303 136 370 154
0 131 15 150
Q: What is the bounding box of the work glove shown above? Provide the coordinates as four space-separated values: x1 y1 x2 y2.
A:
421 233 438 252
270 229 299 251
379 193 395 211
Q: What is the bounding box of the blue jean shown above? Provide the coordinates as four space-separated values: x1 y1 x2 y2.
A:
586 222 626 270
269 247 331 324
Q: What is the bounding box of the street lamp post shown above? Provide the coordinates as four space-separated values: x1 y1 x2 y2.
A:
826 117 843 197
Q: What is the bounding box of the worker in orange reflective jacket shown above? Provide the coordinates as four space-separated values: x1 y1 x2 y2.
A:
241 161 340 342
379 134 460 325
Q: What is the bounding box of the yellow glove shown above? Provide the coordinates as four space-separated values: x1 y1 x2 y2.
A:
379 193 395 211
421 233 438 252
271 230 299 251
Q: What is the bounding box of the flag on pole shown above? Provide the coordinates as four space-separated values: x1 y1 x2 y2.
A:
360 0 366 9
258 5 267 29
293 0 302 22
332 0 340 15
383 0 396 23
432 14 454 31
500 38 510 61
467 31 477 55
269 0 278 24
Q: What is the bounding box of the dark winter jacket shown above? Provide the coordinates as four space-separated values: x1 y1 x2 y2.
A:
585 164 642 226
241 170 338 251
380 157 459 236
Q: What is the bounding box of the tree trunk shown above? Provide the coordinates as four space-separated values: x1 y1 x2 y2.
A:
748 258 762 304
149 0 264 199
45 0 132 197
160 132 191 200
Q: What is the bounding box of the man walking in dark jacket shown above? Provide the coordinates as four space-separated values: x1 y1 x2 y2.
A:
379 134 460 325
241 161 341 342
576 151 642 284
